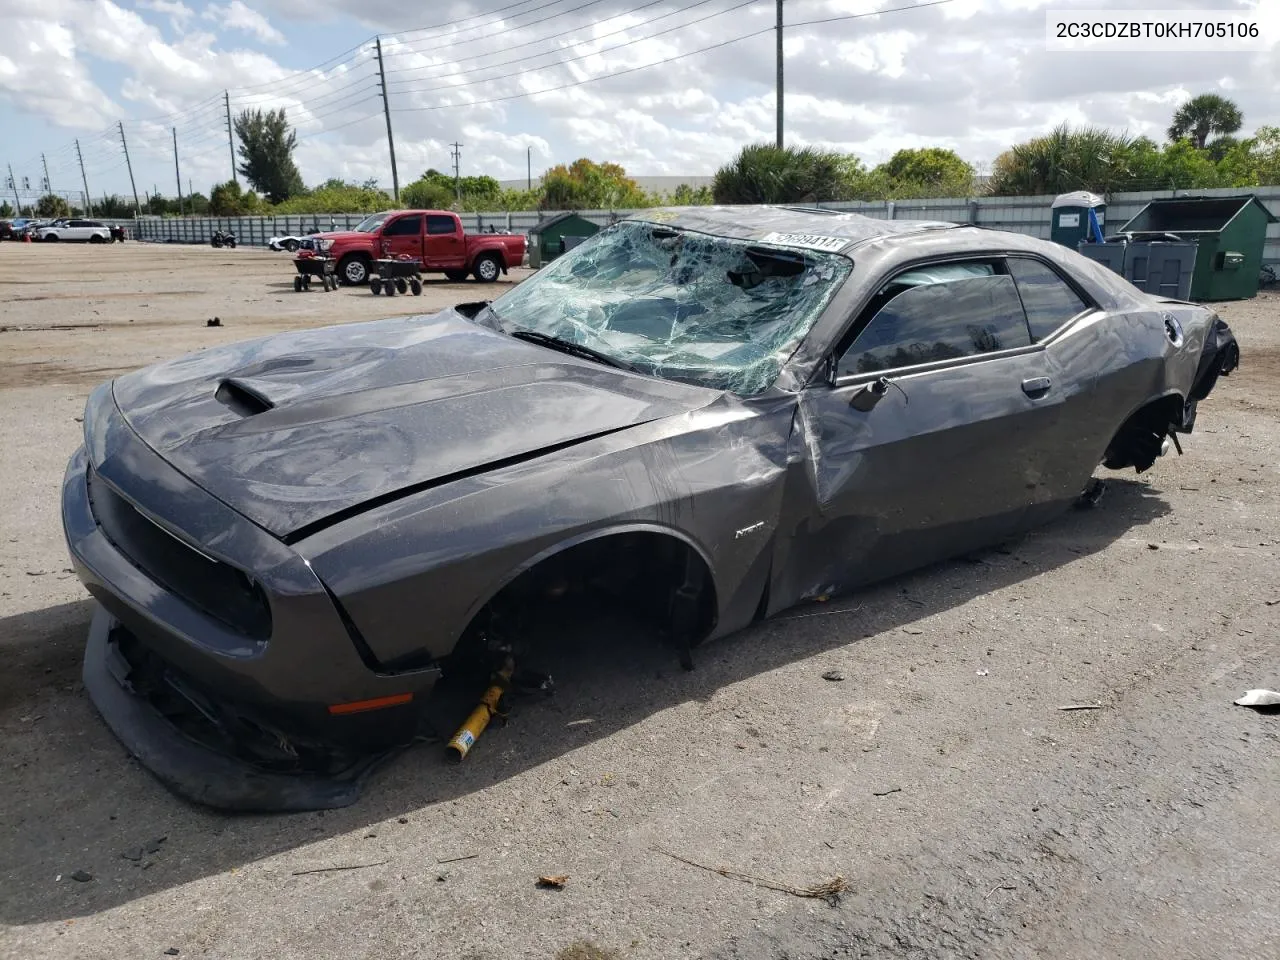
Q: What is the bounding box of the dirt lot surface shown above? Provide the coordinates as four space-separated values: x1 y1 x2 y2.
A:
1 242 1277 960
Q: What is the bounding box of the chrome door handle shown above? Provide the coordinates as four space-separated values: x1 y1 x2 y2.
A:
1021 377 1052 397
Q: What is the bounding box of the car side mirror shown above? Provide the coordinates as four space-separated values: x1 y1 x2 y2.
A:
849 377 891 411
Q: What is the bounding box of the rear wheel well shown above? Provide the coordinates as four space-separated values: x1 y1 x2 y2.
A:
1103 393 1187 473
453 532 718 671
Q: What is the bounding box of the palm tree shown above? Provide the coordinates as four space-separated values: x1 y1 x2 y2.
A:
1168 94 1243 150
987 125 1137 196
712 144 850 204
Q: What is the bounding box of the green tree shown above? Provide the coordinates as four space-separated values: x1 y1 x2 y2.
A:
668 183 714 205
272 181 391 214
1158 141 1222 189
712 144 850 204
1168 94 1243 150
874 147 974 198
36 193 72 217
0 201 13 218
96 195 136 218
208 180 263 215
988 125 1139 195
401 168 505 211
234 107 304 203
541 158 650 209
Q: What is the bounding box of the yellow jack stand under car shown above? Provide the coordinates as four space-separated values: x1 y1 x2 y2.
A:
446 656 515 760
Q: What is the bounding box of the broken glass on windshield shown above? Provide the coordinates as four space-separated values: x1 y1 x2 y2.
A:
483 220 852 395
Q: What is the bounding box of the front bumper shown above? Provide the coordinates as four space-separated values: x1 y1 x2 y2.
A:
63 385 441 810
83 608 384 811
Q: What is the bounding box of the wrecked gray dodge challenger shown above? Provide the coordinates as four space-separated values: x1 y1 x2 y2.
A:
63 206 1238 810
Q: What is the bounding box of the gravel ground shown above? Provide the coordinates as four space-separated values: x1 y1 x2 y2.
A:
1 242 1277 960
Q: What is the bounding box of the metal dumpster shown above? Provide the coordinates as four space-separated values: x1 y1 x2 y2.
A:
1117 195 1276 300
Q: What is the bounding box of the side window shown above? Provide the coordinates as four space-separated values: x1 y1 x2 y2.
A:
839 265 1031 376
426 215 456 235
1007 258 1088 340
383 215 422 237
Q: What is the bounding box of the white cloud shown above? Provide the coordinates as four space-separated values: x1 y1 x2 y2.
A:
135 0 193 29
203 0 285 46
4 0 1280 198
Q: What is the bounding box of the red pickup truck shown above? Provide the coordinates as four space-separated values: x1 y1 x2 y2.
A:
311 210 526 286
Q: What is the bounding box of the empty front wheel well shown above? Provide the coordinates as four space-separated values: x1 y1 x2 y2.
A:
453 531 719 669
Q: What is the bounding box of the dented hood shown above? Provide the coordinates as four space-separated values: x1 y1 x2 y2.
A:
111 311 715 539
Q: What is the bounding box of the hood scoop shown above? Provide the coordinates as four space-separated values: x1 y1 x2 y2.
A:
215 379 274 417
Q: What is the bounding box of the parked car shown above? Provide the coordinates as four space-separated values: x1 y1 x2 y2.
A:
307 209 525 286
37 218 112 242
62 206 1238 811
8 218 44 239
267 229 320 252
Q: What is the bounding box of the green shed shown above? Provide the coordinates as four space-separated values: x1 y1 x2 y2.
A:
1117 195 1277 301
528 212 600 268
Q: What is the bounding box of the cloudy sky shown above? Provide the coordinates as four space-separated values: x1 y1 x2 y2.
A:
0 0 1273 204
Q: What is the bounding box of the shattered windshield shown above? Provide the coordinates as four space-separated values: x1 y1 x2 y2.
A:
482 220 852 395
354 213 390 233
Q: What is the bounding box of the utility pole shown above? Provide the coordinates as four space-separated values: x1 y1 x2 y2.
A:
224 90 238 185
450 142 463 205
6 163 20 213
374 37 400 202
74 139 93 216
40 153 51 194
527 146 532 191
172 127 184 215
118 122 141 215
775 0 784 148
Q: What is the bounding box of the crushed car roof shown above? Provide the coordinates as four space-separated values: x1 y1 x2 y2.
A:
624 204 960 254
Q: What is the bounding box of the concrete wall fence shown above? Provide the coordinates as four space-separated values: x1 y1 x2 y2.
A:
124 185 1280 266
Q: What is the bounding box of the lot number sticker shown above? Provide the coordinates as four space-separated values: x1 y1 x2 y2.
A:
758 231 846 252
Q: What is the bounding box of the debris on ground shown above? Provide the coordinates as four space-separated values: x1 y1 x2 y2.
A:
289 859 388 877
205 317 221 327
654 847 848 905
164 949 179 956
436 853 479 865
1058 703 1104 711
1076 478 1106 509
872 787 902 797
537 874 569 889
821 670 845 682
69 870 92 882
976 669 989 677
1233 689 1280 708
120 847 143 862
1147 543 1160 550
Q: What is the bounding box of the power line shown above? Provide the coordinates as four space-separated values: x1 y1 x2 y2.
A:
382 0 627 60
384 0 740 83
390 0 958 114
386 0 763 96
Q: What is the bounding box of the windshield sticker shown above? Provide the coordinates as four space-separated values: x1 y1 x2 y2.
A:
758 231 847 253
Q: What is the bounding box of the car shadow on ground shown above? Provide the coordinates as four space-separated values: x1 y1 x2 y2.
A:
0 479 1170 925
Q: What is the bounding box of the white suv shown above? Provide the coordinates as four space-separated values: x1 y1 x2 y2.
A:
38 219 112 242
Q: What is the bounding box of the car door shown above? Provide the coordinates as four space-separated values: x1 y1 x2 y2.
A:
1003 256 1109 520
64 219 88 240
424 214 466 269
779 258 1065 600
381 214 424 261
